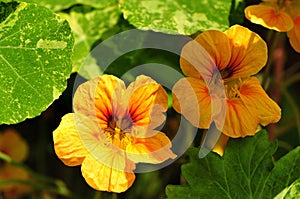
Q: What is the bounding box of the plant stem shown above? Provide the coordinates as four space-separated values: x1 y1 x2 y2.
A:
284 61 300 77
262 31 281 89
283 72 300 87
275 120 296 136
278 140 294 152
267 34 285 140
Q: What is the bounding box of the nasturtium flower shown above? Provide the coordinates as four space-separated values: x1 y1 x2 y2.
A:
245 0 300 52
0 128 31 199
53 75 176 193
172 25 281 155
287 14 300 52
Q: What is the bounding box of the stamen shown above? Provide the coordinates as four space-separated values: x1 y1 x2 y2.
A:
103 116 133 150
225 78 242 100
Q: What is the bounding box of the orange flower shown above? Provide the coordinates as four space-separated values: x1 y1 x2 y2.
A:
287 15 300 52
0 128 31 199
53 75 176 193
172 25 281 155
245 0 300 52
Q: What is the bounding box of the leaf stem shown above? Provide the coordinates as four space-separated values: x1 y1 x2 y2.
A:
283 72 300 87
275 119 296 136
262 31 280 89
278 140 294 152
267 35 285 140
284 61 300 77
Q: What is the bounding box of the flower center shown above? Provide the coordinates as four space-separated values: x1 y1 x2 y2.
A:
224 79 242 100
103 116 133 149
220 68 234 79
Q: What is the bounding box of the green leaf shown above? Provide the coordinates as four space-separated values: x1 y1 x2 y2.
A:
0 1 19 23
14 0 117 12
77 54 102 80
166 131 300 198
275 178 300 199
120 0 231 35
0 2 74 124
229 0 245 25
59 5 120 75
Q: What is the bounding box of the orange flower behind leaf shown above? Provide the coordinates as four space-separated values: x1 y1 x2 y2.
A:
172 25 281 156
245 3 294 32
245 0 300 52
53 75 176 193
0 129 31 199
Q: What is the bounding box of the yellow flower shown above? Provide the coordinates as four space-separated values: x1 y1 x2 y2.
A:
0 128 31 199
53 75 176 193
245 0 300 52
172 25 281 155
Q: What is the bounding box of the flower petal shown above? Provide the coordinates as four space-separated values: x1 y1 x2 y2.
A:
223 98 259 138
192 30 232 74
0 129 28 162
239 77 281 126
73 75 125 128
129 125 157 138
126 132 176 164
287 16 300 53
127 76 168 129
53 113 89 166
225 25 268 78
81 155 135 193
126 75 157 95
245 5 294 32
180 36 217 80
172 77 211 129
212 133 229 156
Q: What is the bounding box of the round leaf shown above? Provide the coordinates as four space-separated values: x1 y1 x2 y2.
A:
14 0 116 12
120 0 231 35
59 5 120 74
0 2 74 124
